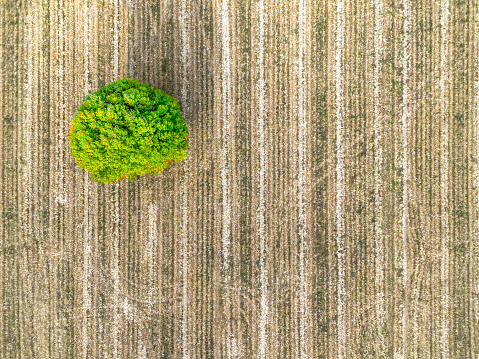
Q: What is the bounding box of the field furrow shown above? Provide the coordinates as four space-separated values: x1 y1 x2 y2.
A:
334 0 346 357
110 182 121 359
393 0 413 358
398 0 412 355
256 0 268 357
219 0 234 356
179 0 190 356
107 3 123 356
472 0 479 352
439 0 452 356
297 0 312 357
372 0 385 356
18 2 39 357
0 1 4 354
310 0 328 356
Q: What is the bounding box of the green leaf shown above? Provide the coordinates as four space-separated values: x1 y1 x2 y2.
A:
68 78 188 184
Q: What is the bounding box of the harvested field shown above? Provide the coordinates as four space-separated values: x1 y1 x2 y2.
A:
1 0 479 357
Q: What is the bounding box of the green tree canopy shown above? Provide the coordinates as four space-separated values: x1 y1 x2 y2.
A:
69 78 189 184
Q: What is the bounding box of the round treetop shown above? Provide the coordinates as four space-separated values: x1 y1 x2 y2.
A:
69 78 188 184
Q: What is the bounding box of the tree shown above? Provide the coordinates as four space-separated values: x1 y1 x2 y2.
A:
69 78 189 184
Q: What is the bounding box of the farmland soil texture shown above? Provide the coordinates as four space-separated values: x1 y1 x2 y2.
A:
1 0 479 357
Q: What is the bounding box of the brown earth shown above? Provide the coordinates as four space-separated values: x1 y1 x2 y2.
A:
1 0 479 357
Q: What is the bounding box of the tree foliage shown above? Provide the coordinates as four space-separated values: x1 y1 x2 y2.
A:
69 78 189 184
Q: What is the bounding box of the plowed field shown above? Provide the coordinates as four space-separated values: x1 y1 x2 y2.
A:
1 0 479 357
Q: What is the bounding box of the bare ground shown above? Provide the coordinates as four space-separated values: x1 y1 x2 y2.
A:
1 0 479 357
